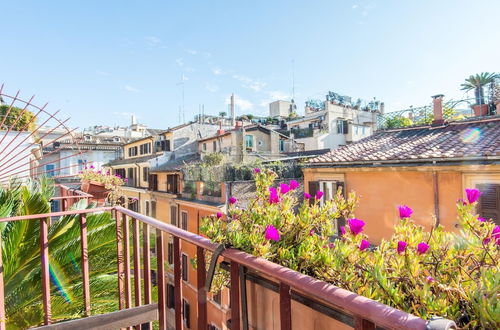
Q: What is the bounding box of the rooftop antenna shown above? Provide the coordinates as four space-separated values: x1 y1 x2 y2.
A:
291 58 295 102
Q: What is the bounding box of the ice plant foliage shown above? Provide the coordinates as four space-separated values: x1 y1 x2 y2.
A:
201 172 499 329
398 205 413 219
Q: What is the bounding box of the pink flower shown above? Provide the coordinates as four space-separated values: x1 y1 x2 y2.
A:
347 218 365 236
269 192 280 204
315 191 324 200
124 178 128 182
465 188 481 204
254 168 261 174
309 229 315 236
417 242 429 255
492 226 500 245
426 276 434 283
397 241 407 254
289 180 299 190
398 205 413 219
328 242 335 249
265 225 280 241
229 196 237 204
303 192 311 199
477 217 486 222
280 183 290 195
216 212 223 218
359 240 370 251
90 165 94 169
340 226 346 236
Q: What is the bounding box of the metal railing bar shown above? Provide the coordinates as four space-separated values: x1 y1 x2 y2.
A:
132 218 142 330
173 237 182 330
0 207 113 222
79 214 91 317
156 229 167 330
196 246 207 330
230 261 241 330
40 217 51 325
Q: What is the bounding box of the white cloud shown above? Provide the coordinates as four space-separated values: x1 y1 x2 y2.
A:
185 49 197 55
145 36 161 47
124 85 139 93
248 81 267 92
205 82 219 93
175 58 185 67
352 4 359 9
212 67 224 75
232 74 267 91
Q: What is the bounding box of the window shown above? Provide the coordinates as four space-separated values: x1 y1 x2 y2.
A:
182 299 190 328
336 120 348 134
182 254 188 281
84 135 91 141
167 174 179 193
45 164 55 177
245 135 253 149
151 201 157 218
139 142 151 155
50 200 60 213
167 284 175 309
128 198 139 212
145 201 150 216
213 291 221 305
170 206 177 226
168 241 173 264
115 168 126 179
477 184 500 224
279 139 285 152
78 159 85 172
148 174 158 190
208 325 220 330
213 140 217 151
128 146 138 157
181 211 188 230
203 143 207 151
113 136 120 142
143 167 149 182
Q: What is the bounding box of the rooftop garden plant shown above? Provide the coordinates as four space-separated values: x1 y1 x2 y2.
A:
461 72 498 105
201 169 499 329
78 166 125 203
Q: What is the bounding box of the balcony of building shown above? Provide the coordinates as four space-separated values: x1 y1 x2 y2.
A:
0 184 457 330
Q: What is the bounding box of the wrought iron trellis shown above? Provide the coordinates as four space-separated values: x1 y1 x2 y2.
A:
0 85 87 184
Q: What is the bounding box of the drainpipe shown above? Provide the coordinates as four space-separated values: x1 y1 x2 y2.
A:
433 171 440 227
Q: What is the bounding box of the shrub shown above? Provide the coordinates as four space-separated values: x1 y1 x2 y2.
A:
201 169 499 329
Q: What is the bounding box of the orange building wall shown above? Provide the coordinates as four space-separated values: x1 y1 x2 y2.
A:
302 165 500 244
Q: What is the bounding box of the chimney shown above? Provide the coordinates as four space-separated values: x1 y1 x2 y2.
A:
379 102 385 114
131 115 137 126
431 94 445 126
217 121 225 135
230 93 235 126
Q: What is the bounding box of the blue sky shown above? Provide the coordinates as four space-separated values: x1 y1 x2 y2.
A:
1 0 499 129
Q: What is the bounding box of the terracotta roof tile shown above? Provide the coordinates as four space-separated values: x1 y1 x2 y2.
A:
308 116 500 165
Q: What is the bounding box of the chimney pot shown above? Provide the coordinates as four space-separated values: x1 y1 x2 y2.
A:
431 94 445 126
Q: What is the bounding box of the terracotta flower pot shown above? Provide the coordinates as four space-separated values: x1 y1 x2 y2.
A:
472 104 488 116
81 180 111 200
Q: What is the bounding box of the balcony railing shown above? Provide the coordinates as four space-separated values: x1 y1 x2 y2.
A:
0 187 455 330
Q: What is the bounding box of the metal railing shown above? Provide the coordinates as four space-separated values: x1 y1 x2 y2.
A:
50 184 92 211
0 188 456 330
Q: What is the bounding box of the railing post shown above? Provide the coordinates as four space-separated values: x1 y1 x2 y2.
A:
173 237 182 330
115 210 125 310
80 214 91 316
132 217 142 329
40 217 51 325
279 283 292 330
143 223 152 330
0 234 5 330
197 246 207 329
354 316 375 330
156 229 167 330
230 261 241 330
123 213 132 309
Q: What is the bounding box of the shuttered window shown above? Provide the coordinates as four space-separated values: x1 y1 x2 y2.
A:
477 184 500 224
170 206 177 226
182 299 191 328
181 211 188 230
182 254 188 281
167 284 175 309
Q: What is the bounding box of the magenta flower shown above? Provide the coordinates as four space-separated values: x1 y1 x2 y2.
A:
315 191 324 200
216 212 223 218
398 205 413 219
359 240 370 251
269 187 277 194
265 225 280 241
229 196 237 204
303 192 311 199
426 276 434 283
477 217 486 222
269 191 280 204
254 168 261 174
492 226 500 245
280 183 290 195
309 229 315 236
347 218 365 236
417 242 429 255
289 180 299 190
124 178 128 182
90 165 94 169
397 241 407 254
465 188 481 204
340 226 346 236
328 242 335 249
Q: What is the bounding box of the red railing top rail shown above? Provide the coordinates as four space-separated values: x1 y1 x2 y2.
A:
56 184 93 198
0 205 428 329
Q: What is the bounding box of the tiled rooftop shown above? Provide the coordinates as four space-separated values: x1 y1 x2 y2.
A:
309 116 500 165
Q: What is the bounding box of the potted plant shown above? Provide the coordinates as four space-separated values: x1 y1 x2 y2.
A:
460 72 498 116
79 165 125 200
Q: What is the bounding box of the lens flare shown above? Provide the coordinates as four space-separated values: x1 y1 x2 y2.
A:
49 258 73 303
461 128 482 144
69 253 80 272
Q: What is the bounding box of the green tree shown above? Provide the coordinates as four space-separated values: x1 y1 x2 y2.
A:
460 72 499 105
0 179 119 329
218 111 227 118
0 105 37 131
